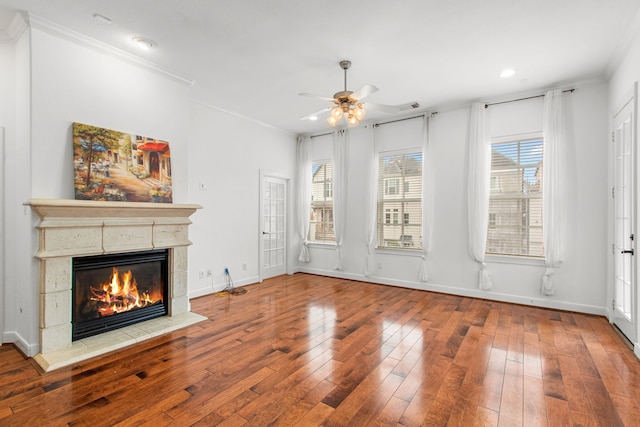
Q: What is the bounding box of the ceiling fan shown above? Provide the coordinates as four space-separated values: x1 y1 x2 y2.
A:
299 60 419 127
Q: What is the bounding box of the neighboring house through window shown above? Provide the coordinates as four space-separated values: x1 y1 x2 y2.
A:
486 134 544 257
377 150 423 249
309 161 335 242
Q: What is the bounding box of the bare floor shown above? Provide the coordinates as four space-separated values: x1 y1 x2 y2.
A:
0 273 638 426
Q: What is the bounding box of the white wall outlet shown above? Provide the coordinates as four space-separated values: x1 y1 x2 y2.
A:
199 182 207 191
199 269 205 278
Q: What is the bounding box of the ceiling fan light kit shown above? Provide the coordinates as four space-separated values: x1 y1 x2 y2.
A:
299 60 418 128
326 61 366 127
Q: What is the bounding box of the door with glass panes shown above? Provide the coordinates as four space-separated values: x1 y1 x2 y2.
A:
261 175 287 279
613 86 637 343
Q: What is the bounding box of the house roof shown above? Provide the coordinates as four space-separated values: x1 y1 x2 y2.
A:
0 1 639 135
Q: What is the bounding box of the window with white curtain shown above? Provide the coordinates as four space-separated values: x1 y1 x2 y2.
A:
486 134 544 257
377 150 423 249
309 161 335 242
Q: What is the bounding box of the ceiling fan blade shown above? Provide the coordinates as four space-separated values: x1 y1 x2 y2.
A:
300 107 331 120
299 92 336 102
365 101 421 114
349 84 379 101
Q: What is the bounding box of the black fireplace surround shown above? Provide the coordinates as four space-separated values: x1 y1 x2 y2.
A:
72 249 169 341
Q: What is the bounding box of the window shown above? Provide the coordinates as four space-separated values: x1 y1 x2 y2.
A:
309 162 334 242
486 135 543 257
377 150 423 249
385 179 399 195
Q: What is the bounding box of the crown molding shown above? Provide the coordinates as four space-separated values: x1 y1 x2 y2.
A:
190 97 297 138
0 10 27 43
25 12 194 87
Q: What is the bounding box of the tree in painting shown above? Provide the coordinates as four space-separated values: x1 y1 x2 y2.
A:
73 123 123 188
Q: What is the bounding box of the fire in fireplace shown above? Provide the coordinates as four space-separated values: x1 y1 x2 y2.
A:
72 249 169 341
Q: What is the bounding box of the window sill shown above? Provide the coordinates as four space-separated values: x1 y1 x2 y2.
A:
307 242 336 250
375 247 423 257
485 254 546 266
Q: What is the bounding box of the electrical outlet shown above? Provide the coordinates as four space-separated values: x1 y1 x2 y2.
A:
242 263 247 271
199 269 205 278
199 182 207 191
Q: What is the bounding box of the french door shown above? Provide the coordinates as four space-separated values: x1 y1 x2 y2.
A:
613 85 637 343
260 174 287 279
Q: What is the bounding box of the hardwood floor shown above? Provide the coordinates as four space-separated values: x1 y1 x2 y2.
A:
1 273 640 426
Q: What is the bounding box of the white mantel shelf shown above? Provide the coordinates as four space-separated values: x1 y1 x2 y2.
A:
28 198 202 219
28 198 206 371
28 199 203 259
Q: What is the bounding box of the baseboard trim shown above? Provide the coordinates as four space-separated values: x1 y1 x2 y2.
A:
189 275 261 299
3 331 39 357
294 267 608 317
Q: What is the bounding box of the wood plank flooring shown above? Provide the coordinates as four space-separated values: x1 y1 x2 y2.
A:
1 273 640 426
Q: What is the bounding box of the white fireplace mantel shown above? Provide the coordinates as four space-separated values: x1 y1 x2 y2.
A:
28 198 206 371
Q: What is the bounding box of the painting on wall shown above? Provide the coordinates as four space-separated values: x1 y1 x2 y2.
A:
73 122 173 203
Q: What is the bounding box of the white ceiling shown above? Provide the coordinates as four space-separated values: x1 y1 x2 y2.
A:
1 0 639 135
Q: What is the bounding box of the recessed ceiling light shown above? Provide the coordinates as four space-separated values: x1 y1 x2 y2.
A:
92 13 112 24
132 37 154 51
308 116 318 121
500 68 515 78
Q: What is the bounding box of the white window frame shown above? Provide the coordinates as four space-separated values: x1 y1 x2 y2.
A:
486 132 544 259
377 148 423 251
309 160 335 243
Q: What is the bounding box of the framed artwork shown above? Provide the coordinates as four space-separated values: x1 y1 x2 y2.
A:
73 122 173 203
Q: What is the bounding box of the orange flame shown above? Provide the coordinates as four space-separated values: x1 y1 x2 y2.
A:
90 267 161 316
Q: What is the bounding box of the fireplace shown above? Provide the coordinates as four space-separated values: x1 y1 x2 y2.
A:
28 198 206 372
72 249 169 341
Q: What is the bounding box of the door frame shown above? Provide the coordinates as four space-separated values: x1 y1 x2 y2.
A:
611 82 638 349
259 170 291 281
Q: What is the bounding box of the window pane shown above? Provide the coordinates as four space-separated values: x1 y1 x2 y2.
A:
487 137 544 257
377 151 423 250
309 161 335 242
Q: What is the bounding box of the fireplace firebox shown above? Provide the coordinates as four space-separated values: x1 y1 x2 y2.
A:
72 249 169 341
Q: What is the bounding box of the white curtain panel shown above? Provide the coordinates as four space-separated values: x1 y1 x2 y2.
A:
364 124 378 277
296 136 312 262
420 114 434 282
541 89 565 296
332 130 347 270
467 103 493 290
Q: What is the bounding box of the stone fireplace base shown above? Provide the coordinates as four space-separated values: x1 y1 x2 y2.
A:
29 199 206 372
33 311 205 371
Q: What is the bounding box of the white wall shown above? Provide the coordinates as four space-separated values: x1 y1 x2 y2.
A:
298 83 610 315
2 25 191 355
609 25 640 112
187 101 296 298
0 41 16 345
2 27 33 353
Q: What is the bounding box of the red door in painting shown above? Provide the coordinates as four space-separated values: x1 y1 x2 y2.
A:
150 152 160 180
